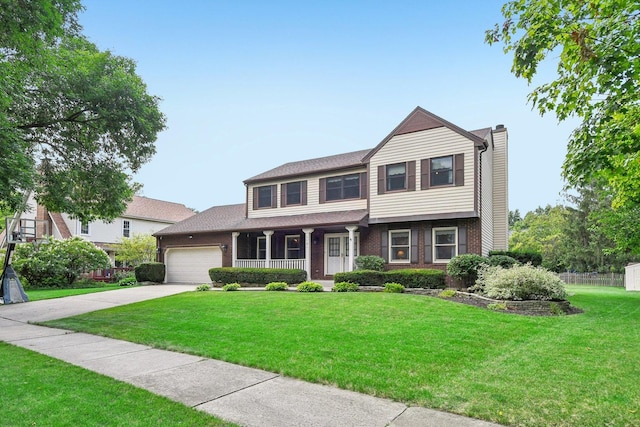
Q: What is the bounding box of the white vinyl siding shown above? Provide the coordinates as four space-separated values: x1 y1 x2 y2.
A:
369 128 476 219
247 169 367 218
61 213 173 244
492 129 509 251
480 137 494 256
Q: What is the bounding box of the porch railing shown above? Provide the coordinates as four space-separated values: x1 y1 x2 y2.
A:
234 259 306 270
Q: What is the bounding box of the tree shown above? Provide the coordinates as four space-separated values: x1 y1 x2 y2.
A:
0 0 165 222
12 237 110 287
115 234 156 267
509 209 522 228
487 1 640 210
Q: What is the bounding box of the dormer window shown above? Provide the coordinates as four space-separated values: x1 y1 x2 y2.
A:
430 156 453 186
254 185 277 209
386 163 406 191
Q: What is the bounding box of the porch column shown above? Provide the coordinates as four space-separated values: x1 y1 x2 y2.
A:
302 228 314 280
346 225 358 272
231 232 240 267
263 230 274 268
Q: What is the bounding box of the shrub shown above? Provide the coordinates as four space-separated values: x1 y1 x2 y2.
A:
135 262 166 283
438 289 457 298
487 302 507 311
195 284 211 291
265 281 289 291
222 283 241 291
332 282 359 292
297 281 324 292
489 250 542 267
476 264 568 301
446 254 487 286
383 269 446 289
209 267 306 285
486 255 520 268
118 276 137 286
384 282 404 293
354 255 386 272
334 270 384 286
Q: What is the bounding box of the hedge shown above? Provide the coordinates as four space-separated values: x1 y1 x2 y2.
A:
489 250 542 266
209 267 306 285
135 262 165 283
334 268 445 289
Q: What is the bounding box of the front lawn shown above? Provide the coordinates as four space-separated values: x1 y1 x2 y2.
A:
44 285 640 426
26 284 126 301
0 342 234 426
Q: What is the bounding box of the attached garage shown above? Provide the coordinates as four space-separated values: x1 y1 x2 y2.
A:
165 247 222 283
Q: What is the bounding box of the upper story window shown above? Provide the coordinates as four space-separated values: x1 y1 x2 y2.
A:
281 181 307 207
326 174 360 201
386 163 406 191
80 222 89 235
430 156 453 186
433 227 457 262
254 185 276 209
122 220 130 237
389 229 410 263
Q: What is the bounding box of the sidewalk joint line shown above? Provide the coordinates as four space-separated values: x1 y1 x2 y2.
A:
193 373 281 407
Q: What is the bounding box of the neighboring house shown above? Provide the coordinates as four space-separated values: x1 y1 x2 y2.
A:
155 106 508 283
19 195 195 265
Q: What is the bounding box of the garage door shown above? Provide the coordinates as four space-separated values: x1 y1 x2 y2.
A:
165 247 222 283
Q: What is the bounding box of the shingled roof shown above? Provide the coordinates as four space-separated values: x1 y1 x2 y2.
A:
154 204 368 235
244 149 371 184
123 196 195 223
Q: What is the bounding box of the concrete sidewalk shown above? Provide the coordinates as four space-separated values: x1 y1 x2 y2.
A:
0 284 501 427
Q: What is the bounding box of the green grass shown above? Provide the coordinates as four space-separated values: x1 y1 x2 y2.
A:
26 284 127 301
43 285 640 426
0 342 234 426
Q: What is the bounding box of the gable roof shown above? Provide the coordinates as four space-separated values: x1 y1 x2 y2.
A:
244 149 370 184
154 203 368 235
123 196 195 223
362 106 487 162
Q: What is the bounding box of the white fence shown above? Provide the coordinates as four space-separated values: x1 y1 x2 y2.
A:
557 272 624 287
234 259 306 270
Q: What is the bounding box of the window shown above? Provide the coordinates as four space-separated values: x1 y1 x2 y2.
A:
257 237 266 259
433 227 457 262
430 156 453 186
389 230 410 263
80 222 89 235
326 174 360 201
386 163 406 191
255 185 275 209
286 182 301 205
122 220 130 237
286 235 301 259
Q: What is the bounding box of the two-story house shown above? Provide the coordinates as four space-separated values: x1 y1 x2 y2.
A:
155 107 508 283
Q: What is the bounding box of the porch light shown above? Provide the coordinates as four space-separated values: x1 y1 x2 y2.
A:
220 244 228 253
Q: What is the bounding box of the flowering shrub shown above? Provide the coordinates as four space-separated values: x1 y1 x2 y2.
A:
475 264 567 301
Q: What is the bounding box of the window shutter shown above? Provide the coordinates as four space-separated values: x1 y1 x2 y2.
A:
281 183 287 207
424 226 432 263
319 178 326 204
253 187 258 210
411 228 418 263
458 226 467 254
407 161 416 191
377 165 386 195
455 153 464 186
270 185 277 208
360 172 367 199
421 159 430 190
380 230 389 262
301 181 307 205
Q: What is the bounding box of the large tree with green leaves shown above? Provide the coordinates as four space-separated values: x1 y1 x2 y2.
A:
1 0 165 222
115 233 156 267
487 0 640 211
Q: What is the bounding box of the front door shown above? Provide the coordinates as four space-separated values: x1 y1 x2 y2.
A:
325 233 359 275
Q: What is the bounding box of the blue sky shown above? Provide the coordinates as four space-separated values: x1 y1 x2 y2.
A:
79 0 579 214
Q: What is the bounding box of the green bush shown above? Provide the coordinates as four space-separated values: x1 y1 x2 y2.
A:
438 289 457 298
476 264 567 301
384 282 404 293
487 302 507 311
446 254 487 286
489 250 542 267
195 284 211 291
486 255 520 268
334 270 384 286
297 281 324 292
354 255 386 271
135 262 166 283
118 276 137 286
209 267 306 285
383 269 446 289
265 281 289 291
13 237 110 288
222 283 241 291
332 282 359 292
